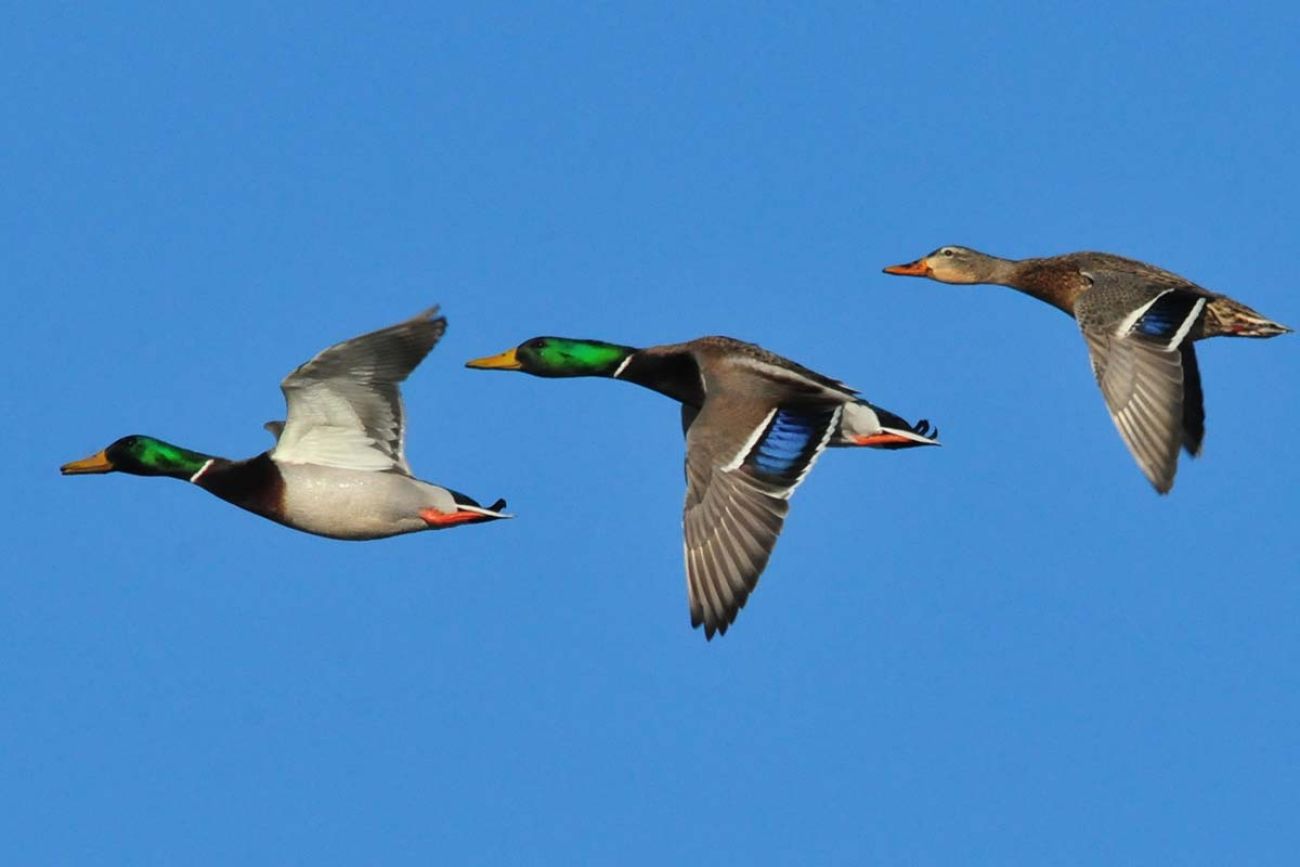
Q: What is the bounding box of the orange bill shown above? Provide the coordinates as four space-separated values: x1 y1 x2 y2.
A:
60 449 115 475
882 259 932 277
465 348 522 370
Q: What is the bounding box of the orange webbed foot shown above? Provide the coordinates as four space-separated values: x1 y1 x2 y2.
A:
419 508 500 528
853 432 919 447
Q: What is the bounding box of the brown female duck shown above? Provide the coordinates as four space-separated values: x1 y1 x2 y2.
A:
884 246 1290 493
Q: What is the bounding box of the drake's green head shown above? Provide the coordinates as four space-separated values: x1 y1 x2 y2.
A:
465 337 636 378
61 435 212 480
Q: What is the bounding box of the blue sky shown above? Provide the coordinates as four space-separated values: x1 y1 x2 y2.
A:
7 3 1299 864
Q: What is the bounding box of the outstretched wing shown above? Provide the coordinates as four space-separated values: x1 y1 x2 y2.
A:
682 397 842 638
271 307 445 473
1077 284 1206 493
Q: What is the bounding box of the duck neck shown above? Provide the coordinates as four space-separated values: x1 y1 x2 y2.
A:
976 254 1021 287
1001 257 1083 314
615 350 705 406
192 452 283 514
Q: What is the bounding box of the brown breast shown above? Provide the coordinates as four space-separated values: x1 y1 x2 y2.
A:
1012 260 1090 315
194 453 287 521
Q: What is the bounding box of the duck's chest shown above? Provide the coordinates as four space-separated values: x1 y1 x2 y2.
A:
1014 265 1090 316
194 453 286 519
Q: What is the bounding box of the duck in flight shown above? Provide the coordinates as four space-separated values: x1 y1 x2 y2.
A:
884 246 1290 493
467 335 937 638
62 307 509 539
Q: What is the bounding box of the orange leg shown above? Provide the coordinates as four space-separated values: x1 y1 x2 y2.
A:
853 432 918 447
419 508 494 528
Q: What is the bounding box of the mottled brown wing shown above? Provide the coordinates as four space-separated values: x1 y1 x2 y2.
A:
1080 327 1191 493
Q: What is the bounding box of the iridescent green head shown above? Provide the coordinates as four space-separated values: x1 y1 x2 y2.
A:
61 435 212 480
466 337 636 378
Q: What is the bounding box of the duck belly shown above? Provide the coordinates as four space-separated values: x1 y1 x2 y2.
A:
276 465 456 540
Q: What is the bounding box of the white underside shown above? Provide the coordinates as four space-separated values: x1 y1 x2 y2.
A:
276 463 461 540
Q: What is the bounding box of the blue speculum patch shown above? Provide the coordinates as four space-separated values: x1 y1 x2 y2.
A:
1135 292 1200 340
746 407 837 484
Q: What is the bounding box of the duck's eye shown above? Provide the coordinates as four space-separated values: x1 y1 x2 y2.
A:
942 248 955 257
527 339 547 350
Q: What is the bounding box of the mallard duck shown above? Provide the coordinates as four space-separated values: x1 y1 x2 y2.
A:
883 246 1291 493
61 307 509 539
466 335 938 638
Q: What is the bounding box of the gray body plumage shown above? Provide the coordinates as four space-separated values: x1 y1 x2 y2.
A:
631 337 936 638
275 463 463 540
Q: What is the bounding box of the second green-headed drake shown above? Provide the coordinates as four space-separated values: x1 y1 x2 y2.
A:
62 307 509 539
467 335 938 639
884 246 1291 493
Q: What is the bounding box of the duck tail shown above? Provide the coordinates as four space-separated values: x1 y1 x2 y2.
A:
865 416 941 450
419 493 513 529
834 402 940 449
453 495 513 520
1203 297 1292 338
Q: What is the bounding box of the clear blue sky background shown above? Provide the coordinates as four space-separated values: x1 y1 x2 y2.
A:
7 4 1298 864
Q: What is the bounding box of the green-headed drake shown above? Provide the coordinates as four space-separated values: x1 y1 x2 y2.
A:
62 307 509 539
467 335 938 639
884 246 1291 494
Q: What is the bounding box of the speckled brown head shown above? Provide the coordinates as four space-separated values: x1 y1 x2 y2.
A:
883 245 1013 285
